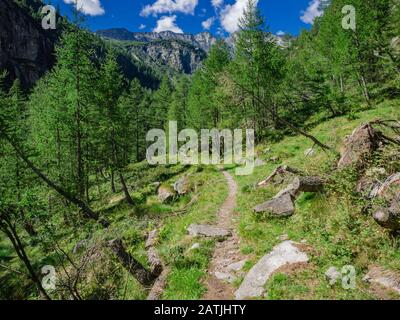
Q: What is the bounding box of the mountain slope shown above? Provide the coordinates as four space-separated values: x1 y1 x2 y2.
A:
96 28 217 75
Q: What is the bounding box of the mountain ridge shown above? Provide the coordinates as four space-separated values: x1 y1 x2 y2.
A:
96 28 217 53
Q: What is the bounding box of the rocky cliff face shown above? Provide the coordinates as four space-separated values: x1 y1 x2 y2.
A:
96 28 216 74
127 40 206 75
0 0 57 88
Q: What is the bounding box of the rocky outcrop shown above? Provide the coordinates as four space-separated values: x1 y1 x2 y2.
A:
127 40 205 74
0 0 57 88
96 29 216 74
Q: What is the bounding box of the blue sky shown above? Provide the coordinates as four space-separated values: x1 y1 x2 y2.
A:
45 0 325 36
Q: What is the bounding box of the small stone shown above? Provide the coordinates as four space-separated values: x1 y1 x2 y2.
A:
270 156 279 162
300 239 308 244
187 224 231 238
190 243 201 250
228 260 247 272
325 267 342 285
215 272 236 283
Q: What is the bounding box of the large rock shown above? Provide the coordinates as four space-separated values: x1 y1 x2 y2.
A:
187 224 231 238
157 184 176 203
235 241 309 300
173 176 191 195
338 123 381 169
254 193 295 217
363 266 400 295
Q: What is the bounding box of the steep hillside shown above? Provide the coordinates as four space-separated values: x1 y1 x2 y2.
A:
0 1 160 89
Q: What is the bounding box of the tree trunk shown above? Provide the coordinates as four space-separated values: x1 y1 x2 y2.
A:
111 127 134 205
1 130 100 224
0 217 51 300
111 170 116 193
107 239 156 287
119 173 134 206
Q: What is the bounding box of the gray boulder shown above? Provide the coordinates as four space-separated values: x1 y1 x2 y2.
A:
187 224 231 238
235 241 309 300
157 184 176 203
325 267 342 285
254 193 295 217
173 176 191 195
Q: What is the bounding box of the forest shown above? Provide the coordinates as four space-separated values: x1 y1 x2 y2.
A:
0 0 399 300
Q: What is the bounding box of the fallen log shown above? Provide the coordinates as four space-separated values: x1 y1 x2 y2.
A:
147 247 163 276
145 229 168 300
147 268 169 300
107 239 156 287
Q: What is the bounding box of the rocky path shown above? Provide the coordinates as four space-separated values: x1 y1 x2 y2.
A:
203 171 244 300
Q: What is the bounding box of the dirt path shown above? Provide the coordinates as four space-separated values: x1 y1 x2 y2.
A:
203 171 243 300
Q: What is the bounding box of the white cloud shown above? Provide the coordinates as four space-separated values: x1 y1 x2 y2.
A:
276 30 285 36
220 0 258 34
139 24 146 30
212 0 224 8
153 15 183 33
202 17 215 30
300 0 324 24
64 0 105 16
141 0 198 17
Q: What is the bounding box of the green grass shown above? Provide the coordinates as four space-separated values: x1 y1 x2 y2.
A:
159 168 228 300
230 100 400 299
1 100 399 300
